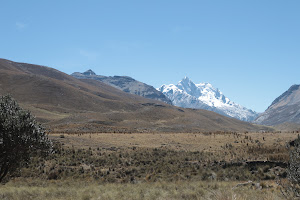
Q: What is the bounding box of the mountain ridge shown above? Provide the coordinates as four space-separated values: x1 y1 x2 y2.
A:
255 84 300 126
158 77 258 122
0 58 270 133
72 70 172 104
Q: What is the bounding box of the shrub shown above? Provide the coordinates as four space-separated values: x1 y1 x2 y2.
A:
0 95 52 182
284 135 300 197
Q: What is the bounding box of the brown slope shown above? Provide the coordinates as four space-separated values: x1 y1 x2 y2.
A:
72 70 173 104
0 59 143 111
255 84 300 126
0 58 271 132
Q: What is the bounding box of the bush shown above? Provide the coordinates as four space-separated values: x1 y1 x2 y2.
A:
285 135 300 197
0 95 52 182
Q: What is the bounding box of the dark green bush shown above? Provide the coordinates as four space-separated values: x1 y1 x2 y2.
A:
0 95 52 182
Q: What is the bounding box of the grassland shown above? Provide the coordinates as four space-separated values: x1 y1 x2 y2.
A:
50 131 295 153
0 131 298 199
0 179 283 200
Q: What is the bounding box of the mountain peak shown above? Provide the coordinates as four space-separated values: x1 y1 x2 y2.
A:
179 77 195 87
268 84 300 109
159 78 258 122
83 69 96 76
177 77 198 94
181 76 191 83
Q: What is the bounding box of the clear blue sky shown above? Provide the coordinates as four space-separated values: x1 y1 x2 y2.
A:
1 0 300 112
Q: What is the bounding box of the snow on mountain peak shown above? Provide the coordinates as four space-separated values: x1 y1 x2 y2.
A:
181 76 191 83
158 78 258 122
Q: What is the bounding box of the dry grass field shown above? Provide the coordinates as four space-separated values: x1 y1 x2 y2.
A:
50 131 296 163
1 131 298 200
0 179 283 200
50 131 297 153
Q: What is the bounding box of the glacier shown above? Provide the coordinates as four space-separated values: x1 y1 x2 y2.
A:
158 77 258 122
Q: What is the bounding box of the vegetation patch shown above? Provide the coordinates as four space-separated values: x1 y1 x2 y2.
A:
10 139 288 184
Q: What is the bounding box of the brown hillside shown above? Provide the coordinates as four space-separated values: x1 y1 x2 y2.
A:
0 58 271 133
255 84 300 126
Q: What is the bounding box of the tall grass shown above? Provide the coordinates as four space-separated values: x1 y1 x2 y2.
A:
0 179 284 200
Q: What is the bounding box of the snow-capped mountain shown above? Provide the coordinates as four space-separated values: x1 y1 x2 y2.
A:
158 77 258 122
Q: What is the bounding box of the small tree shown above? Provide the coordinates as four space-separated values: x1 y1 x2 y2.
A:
0 95 52 182
284 135 300 197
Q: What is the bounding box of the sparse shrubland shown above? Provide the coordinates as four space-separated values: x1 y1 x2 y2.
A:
1 131 298 199
11 140 287 183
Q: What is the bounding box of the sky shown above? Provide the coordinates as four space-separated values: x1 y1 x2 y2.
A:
1 0 300 112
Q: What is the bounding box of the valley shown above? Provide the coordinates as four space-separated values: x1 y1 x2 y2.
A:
2 1 300 199
0 59 299 200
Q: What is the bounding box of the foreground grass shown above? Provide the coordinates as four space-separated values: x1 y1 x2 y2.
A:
0 179 284 200
2 132 295 199
15 143 287 183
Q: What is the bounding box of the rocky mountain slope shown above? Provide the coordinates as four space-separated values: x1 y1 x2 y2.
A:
255 84 300 126
72 70 172 104
158 77 258 122
0 58 270 133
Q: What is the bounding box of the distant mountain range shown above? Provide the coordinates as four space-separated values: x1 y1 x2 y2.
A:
0 58 269 133
158 77 258 122
255 84 300 126
71 70 172 104
2 58 300 131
